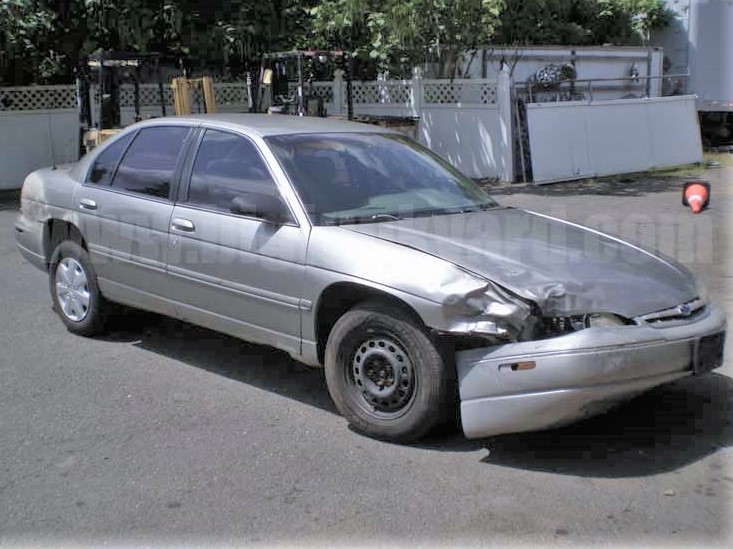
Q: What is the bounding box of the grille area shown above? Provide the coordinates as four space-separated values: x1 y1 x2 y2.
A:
638 298 706 324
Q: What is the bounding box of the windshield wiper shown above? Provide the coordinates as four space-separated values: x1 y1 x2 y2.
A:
408 204 499 218
459 203 501 213
329 212 404 225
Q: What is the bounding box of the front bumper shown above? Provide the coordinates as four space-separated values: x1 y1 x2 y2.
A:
14 213 46 271
456 304 727 439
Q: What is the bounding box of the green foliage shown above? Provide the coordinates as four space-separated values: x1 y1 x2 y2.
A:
494 0 673 46
0 0 57 83
0 0 674 84
307 0 506 74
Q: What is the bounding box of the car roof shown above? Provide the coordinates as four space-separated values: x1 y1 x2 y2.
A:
137 113 391 137
72 114 400 181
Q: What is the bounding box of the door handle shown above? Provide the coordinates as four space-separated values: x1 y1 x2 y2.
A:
79 198 97 211
171 218 195 232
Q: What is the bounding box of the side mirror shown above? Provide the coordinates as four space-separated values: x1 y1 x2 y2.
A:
230 193 290 224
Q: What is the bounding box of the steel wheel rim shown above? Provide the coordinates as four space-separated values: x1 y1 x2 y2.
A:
55 257 91 322
349 336 416 419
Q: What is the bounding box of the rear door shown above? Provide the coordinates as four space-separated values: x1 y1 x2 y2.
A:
166 128 308 356
74 125 193 314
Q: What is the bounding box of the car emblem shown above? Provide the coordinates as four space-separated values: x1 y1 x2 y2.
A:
677 304 692 317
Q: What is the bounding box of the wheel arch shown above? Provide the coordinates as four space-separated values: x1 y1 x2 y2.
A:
43 219 87 266
314 282 426 364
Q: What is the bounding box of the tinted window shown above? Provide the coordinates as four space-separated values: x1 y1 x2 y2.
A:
188 129 278 212
111 126 189 199
87 132 134 185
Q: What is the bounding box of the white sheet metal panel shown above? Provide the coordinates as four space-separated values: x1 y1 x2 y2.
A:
646 97 704 166
527 95 703 184
522 105 590 182
0 109 79 190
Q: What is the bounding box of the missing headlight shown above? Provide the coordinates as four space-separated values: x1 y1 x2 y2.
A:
543 315 587 336
585 313 627 328
538 313 630 338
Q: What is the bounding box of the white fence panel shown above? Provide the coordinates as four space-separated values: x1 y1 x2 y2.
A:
0 109 79 190
416 77 509 180
527 95 702 184
422 79 498 105
301 76 508 179
91 83 251 126
419 107 504 179
0 83 506 187
0 85 77 111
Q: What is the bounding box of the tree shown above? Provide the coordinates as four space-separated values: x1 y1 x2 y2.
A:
305 0 672 78
204 1 317 77
0 0 674 85
616 0 674 44
493 0 673 46
308 0 506 77
0 0 57 84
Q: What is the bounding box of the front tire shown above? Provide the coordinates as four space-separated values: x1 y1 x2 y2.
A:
49 240 107 336
324 303 451 442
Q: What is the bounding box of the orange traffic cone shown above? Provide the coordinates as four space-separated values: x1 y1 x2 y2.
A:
682 181 710 214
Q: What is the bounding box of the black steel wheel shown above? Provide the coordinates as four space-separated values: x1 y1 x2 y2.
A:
325 303 451 441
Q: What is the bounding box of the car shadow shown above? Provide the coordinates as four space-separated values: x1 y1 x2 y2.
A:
100 309 337 414
477 374 733 477
101 310 732 477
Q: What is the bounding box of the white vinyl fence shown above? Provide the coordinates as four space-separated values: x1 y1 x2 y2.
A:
0 74 704 190
88 82 252 127
526 95 703 184
0 85 79 190
286 71 514 181
0 82 256 190
0 74 514 190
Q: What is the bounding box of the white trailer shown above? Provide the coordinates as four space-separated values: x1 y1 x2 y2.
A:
654 0 733 145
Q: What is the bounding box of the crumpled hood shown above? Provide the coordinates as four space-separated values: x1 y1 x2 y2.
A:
343 208 698 318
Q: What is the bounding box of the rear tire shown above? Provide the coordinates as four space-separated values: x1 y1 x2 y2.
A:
49 241 107 336
324 303 451 442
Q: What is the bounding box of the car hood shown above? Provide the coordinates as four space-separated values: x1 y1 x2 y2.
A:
342 208 698 318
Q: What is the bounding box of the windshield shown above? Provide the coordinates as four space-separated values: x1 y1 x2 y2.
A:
265 133 498 225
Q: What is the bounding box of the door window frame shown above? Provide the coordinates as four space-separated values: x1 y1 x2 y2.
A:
82 124 197 203
176 127 299 227
83 129 138 187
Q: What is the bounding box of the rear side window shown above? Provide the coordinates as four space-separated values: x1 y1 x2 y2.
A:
111 126 190 199
87 132 134 185
187 129 278 212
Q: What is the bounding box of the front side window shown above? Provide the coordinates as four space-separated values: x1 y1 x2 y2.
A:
187 129 279 212
111 126 190 199
265 133 497 225
87 132 134 185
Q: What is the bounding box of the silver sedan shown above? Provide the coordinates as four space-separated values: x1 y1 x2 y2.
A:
15 114 726 441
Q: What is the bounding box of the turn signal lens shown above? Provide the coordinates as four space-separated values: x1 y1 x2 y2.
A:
499 361 536 371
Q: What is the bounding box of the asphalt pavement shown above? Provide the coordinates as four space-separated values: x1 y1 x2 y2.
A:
0 166 731 547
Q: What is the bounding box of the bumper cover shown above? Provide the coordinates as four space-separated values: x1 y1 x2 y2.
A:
456 305 727 439
14 213 46 271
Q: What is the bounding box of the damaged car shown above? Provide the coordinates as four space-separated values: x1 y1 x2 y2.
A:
15 115 726 441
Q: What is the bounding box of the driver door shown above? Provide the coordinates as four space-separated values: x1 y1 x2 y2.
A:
165 128 308 356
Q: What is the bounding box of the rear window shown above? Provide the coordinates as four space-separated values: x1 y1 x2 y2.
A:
87 132 134 185
111 126 190 199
